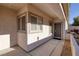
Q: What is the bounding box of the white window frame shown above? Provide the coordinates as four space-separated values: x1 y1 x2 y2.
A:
28 12 43 33
49 21 52 34
29 14 38 33
17 13 26 32
37 16 43 32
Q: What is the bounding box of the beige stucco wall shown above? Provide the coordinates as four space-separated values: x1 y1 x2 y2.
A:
26 4 53 51
27 4 53 44
17 5 28 51
0 6 17 50
17 32 28 51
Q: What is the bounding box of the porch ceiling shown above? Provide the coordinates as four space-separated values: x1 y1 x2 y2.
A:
32 3 64 20
0 3 27 11
62 3 69 20
0 3 68 20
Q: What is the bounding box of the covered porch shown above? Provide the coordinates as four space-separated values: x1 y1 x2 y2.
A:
0 3 69 55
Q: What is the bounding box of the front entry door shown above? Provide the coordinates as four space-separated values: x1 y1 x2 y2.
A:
54 23 61 40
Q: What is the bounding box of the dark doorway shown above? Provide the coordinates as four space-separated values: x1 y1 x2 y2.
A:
54 23 61 40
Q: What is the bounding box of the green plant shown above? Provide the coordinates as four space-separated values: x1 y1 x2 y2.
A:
72 16 79 26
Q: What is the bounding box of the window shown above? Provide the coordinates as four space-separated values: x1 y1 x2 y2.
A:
29 12 43 33
49 22 52 33
38 17 43 31
17 15 26 31
30 15 37 31
22 16 26 30
17 18 20 30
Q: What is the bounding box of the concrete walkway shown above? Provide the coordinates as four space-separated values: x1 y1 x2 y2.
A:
0 39 64 56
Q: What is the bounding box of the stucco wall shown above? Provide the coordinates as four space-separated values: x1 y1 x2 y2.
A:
0 6 17 50
25 4 53 51
27 18 52 45
27 4 53 45
17 5 28 51
17 32 28 51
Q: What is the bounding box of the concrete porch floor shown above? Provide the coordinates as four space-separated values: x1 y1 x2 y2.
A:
0 39 64 56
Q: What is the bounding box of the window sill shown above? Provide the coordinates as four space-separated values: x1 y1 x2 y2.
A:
17 30 26 33
29 30 42 34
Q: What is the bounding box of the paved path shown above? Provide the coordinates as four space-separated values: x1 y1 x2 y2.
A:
0 39 64 56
